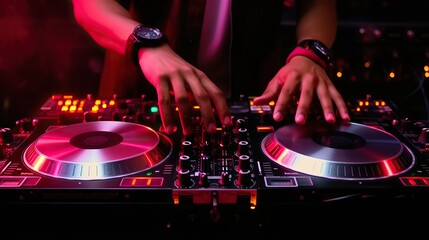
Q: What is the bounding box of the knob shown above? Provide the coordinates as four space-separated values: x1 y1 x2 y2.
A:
219 172 230 186
198 172 209 187
84 111 97 122
176 169 193 187
418 128 429 143
180 140 194 157
236 154 250 172
236 169 252 187
178 155 192 171
19 118 34 133
236 127 248 142
234 118 246 133
237 141 250 157
1 128 13 144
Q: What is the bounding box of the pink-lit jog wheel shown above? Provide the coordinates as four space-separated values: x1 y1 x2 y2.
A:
23 121 172 180
261 121 415 180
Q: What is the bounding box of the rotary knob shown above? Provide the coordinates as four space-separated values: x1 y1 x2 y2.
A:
236 155 250 172
180 140 194 157
1 128 13 144
236 169 252 187
234 118 246 134
236 128 248 142
236 140 250 157
219 172 230 186
198 172 209 187
178 155 192 172
176 169 193 187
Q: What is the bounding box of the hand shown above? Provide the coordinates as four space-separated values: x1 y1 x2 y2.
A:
253 56 350 124
137 44 232 135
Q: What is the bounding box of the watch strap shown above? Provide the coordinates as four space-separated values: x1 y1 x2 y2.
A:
125 24 167 66
126 31 140 66
286 46 327 70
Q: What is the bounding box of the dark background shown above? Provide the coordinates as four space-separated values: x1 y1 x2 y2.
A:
1 0 429 128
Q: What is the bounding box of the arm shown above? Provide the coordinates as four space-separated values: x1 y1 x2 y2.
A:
253 0 350 124
72 0 232 135
72 0 138 55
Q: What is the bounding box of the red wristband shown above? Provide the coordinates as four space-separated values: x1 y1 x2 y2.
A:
286 46 327 70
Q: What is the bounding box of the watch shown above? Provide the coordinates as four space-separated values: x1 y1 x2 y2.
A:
298 39 334 69
125 24 168 66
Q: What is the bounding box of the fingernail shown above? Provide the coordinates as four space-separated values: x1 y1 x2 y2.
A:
344 113 351 121
326 113 335 123
295 114 306 124
273 112 283 121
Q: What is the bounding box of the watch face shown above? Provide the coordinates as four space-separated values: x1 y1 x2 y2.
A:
313 41 328 55
136 26 163 40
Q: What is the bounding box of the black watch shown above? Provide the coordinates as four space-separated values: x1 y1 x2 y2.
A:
126 24 168 66
298 39 334 70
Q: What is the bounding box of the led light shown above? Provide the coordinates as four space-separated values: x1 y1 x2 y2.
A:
150 106 159 113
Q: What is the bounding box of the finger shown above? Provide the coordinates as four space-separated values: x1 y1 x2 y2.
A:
156 77 175 134
170 73 193 136
315 79 336 123
183 72 217 134
252 79 281 105
199 76 232 127
273 74 299 122
294 74 317 124
328 84 351 121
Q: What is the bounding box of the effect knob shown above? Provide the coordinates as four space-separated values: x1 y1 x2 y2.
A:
176 169 193 187
237 140 250 157
180 140 194 157
178 155 192 171
236 128 248 142
236 155 250 172
234 118 246 134
236 169 252 187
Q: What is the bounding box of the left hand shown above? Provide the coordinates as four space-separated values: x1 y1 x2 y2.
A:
252 56 350 124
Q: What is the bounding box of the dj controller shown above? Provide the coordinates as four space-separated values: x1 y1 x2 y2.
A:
2 93 429 199
1 93 429 237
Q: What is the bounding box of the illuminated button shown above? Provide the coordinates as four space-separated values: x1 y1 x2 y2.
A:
120 177 164 187
256 126 274 132
150 106 159 113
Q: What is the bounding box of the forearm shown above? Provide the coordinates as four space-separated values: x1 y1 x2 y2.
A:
296 0 337 47
72 0 139 55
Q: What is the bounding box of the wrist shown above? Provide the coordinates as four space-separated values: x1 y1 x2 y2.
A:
286 46 327 69
286 39 334 74
125 24 168 66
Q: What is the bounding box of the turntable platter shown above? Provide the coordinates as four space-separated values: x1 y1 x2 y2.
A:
23 121 172 180
261 122 415 180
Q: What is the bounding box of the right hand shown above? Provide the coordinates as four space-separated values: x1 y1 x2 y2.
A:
137 44 232 136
